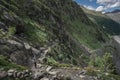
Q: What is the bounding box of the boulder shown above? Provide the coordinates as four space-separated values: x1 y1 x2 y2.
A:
13 71 17 78
46 66 52 72
32 47 40 55
79 75 85 79
40 77 49 80
0 71 7 78
17 72 22 78
7 40 23 48
24 43 31 50
7 69 15 77
48 71 58 75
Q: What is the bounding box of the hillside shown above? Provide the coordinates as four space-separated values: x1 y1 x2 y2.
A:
1 0 120 80
106 10 120 24
0 0 108 65
81 6 120 35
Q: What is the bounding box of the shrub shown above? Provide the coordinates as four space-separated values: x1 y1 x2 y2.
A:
89 53 115 73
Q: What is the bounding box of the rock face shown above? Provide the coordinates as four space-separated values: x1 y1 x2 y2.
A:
0 37 43 68
0 69 31 79
112 36 120 74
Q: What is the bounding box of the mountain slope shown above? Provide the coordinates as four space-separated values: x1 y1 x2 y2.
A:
106 10 120 24
1 0 120 80
0 0 108 66
81 6 120 35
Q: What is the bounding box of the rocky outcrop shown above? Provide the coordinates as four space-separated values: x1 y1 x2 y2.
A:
111 36 120 74
0 37 50 68
0 69 31 79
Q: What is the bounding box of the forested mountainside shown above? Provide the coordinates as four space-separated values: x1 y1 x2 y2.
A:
82 6 120 35
0 0 120 80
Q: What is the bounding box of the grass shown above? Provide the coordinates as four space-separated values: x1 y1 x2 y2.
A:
23 18 48 45
44 57 73 67
0 55 27 71
66 20 105 49
0 27 16 39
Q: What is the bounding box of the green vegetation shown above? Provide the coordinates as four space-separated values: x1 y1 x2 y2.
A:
67 20 105 49
44 57 72 67
82 6 120 35
0 0 120 79
23 19 48 45
0 27 16 39
0 55 27 71
89 53 115 73
0 0 108 68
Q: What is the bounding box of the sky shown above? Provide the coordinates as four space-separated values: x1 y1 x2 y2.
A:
74 0 120 13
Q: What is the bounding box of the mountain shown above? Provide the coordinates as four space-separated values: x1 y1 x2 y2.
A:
106 9 120 13
0 0 120 80
81 6 120 35
106 9 120 24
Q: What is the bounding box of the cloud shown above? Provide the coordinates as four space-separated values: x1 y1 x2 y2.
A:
84 5 95 10
97 0 120 10
96 6 104 11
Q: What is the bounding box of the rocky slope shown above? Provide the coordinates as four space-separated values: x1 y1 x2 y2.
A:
0 0 120 80
0 0 108 66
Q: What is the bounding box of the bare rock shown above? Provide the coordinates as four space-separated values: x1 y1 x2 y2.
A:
40 77 49 80
7 69 15 77
0 71 7 78
24 43 31 50
46 66 52 72
17 72 22 78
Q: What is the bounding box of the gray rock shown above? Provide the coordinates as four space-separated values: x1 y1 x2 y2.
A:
13 71 17 78
8 69 15 73
3 13 15 21
17 72 22 78
8 72 13 77
24 73 29 77
24 43 31 50
7 40 23 48
79 75 85 79
0 71 7 78
46 66 52 72
32 47 40 55
48 71 58 75
7 69 15 77
40 77 49 80
25 70 29 73
37 64 42 68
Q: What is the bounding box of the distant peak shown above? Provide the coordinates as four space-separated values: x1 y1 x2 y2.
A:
106 9 120 14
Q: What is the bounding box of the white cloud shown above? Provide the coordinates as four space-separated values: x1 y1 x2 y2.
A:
97 0 120 10
97 0 117 5
96 6 104 11
84 5 95 10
